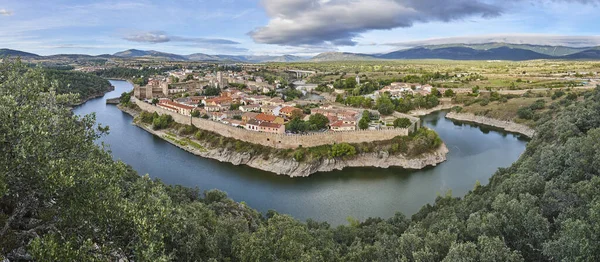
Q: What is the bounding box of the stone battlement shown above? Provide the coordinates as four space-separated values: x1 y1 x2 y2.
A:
133 98 413 149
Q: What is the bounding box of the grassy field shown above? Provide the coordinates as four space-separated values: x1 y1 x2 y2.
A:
269 60 599 90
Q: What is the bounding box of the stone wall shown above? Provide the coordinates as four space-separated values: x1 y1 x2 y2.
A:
134 98 411 149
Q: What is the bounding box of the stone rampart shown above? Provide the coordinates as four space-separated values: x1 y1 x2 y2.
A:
134 98 411 149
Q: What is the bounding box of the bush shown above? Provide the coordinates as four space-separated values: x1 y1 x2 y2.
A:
451 106 463 113
152 114 174 130
479 99 490 106
517 107 534 120
329 143 356 158
393 118 412 128
444 89 455 97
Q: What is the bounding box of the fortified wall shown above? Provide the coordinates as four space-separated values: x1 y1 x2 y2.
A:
133 98 413 149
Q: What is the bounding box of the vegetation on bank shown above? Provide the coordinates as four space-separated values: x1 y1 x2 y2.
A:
4 60 600 261
40 68 113 102
452 89 585 127
135 110 442 163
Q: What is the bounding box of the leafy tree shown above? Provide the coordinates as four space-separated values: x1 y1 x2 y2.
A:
444 89 456 97
119 91 131 105
191 110 200 118
308 113 329 130
394 118 412 128
376 95 395 115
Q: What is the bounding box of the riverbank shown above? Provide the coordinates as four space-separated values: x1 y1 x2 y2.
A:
71 84 116 106
445 112 535 138
118 105 448 177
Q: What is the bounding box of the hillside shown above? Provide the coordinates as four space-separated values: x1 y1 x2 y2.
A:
380 46 552 60
564 47 600 59
423 43 591 56
310 52 377 62
3 59 600 261
0 48 40 58
113 49 188 61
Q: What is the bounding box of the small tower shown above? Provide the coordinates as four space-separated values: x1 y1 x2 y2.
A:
355 75 360 85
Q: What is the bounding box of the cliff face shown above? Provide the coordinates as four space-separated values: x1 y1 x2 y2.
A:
445 112 535 138
119 106 448 177
199 144 449 177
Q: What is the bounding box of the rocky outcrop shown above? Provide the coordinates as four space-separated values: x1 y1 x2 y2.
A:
445 112 535 138
194 143 449 178
118 106 448 177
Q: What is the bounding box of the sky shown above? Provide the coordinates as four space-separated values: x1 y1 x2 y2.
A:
1 0 600 56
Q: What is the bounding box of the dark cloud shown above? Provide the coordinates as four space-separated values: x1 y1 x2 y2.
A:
250 0 600 46
123 31 240 45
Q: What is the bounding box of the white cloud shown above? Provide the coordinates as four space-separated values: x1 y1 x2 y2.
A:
0 9 13 16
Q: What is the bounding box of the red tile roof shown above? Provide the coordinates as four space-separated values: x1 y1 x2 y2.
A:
255 113 277 122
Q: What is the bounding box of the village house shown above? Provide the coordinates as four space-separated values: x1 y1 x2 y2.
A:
242 112 259 123
246 119 261 131
280 106 302 118
259 122 285 134
255 113 285 125
330 120 357 131
240 104 261 112
261 105 281 116
264 97 285 106
158 100 196 116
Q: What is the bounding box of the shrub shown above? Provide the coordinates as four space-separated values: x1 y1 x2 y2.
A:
517 107 534 120
329 143 356 158
393 118 412 128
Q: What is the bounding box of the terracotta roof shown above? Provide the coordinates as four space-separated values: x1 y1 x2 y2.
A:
280 106 300 114
259 122 282 128
242 112 259 119
255 113 277 122
159 100 195 110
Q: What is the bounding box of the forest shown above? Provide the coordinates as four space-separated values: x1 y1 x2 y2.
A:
41 68 113 103
2 60 600 261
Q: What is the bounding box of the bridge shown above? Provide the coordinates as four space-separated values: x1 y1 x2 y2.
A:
286 70 316 78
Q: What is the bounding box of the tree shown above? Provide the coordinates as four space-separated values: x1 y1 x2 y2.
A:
191 110 200 118
376 95 395 115
444 89 456 97
151 98 159 105
308 113 329 130
120 92 131 105
290 109 304 120
394 118 412 128
359 118 370 130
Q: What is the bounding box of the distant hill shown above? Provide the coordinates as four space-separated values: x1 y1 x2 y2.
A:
310 52 377 62
379 46 552 61
185 53 309 63
4 42 600 63
0 48 40 58
422 43 591 56
564 47 600 59
113 49 187 61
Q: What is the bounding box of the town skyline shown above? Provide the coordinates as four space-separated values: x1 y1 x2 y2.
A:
1 0 600 56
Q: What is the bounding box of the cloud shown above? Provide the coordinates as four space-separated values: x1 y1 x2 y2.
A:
0 9 13 16
385 34 600 48
122 31 240 45
250 0 600 46
250 0 501 46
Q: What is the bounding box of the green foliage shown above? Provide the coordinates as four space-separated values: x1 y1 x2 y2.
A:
203 86 221 96
191 110 200 118
42 68 113 102
444 89 456 97
308 113 329 130
330 143 357 158
5 60 600 262
119 91 131 105
394 118 412 128
152 114 174 130
376 95 395 115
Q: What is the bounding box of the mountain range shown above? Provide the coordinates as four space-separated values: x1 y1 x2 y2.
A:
3 43 600 62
